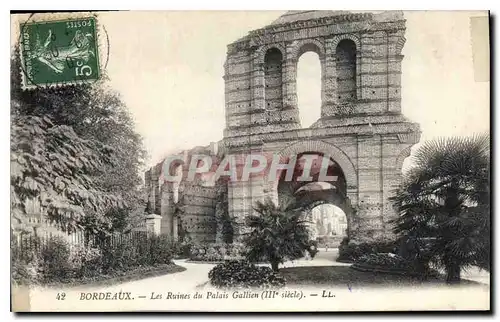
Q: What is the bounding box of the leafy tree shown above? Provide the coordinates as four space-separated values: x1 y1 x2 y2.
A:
391 135 490 283
11 116 123 232
243 198 310 272
11 47 146 233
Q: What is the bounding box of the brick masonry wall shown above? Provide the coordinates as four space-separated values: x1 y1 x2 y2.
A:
145 11 421 243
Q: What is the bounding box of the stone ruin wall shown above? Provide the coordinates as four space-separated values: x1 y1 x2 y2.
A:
145 11 422 243
145 146 221 242
222 11 421 242
223 11 409 137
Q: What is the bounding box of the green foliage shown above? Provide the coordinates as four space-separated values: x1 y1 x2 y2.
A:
101 234 174 272
11 261 33 285
12 236 102 283
11 233 174 285
352 253 439 278
100 238 136 271
208 260 286 289
215 179 234 243
337 237 399 263
243 198 310 271
11 47 147 234
11 233 40 284
39 237 73 281
69 244 103 278
173 239 194 259
147 235 176 265
11 116 123 231
189 243 244 262
391 135 490 283
355 253 411 270
307 240 319 258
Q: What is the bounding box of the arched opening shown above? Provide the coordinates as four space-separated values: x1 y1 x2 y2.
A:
264 48 283 110
172 164 183 203
163 162 183 240
276 153 352 245
277 153 347 202
297 51 321 127
336 39 357 102
306 203 348 249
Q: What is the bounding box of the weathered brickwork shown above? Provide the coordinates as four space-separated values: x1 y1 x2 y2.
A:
145 11 421 243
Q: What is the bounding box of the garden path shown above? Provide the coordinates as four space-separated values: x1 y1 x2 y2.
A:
24 249 489 311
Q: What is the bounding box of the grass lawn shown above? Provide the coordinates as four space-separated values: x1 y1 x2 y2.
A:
280 266 481 287
15 263 186 290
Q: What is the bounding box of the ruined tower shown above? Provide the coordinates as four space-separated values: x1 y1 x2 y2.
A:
222 10 421 241
146 11 421 243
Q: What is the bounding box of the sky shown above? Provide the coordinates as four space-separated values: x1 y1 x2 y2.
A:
11 11 490 168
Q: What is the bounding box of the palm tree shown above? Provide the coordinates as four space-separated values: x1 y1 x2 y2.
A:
243 197 310 272
392 134 490 283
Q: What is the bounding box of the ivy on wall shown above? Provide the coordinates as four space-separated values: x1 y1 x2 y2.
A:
215 179 234 244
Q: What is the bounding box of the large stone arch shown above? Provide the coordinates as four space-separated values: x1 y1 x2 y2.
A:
290 39 327 122
145 11 422 243
295 187 351 240
289 38 326 62
396 36 406 55
396 145 412 174
272 140 358 239
329 34 362 100
263 140 358 208
277 140 357 188
329 34 361 51
255 43 286 65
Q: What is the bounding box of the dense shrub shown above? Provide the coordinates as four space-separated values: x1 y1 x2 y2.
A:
352 253 439 278
189 243 244 262
12 236 76 283
101 238 135 271
11 235 39 285
307 240 319 258
354 253 412 270
69 244 103 278
11 257 39 285
101 234 174 272
11 233 175 285
12 262 31 285
174 239 194 259
148 235 175 264
39 237 73 282
337 237 399 263
397 236 434 274
208 260 286 289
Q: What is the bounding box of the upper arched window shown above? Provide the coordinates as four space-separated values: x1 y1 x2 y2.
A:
297 49 322 128
264 48 283 110
335 39 357 102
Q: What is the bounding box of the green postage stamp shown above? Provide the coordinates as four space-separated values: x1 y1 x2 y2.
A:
19 17 100 89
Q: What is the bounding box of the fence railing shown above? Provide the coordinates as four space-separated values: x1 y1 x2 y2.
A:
11 229 152 263
12 203 156 261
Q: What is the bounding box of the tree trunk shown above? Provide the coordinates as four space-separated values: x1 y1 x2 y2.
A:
270 260 280 272
443 191 463 284
445 262 461 284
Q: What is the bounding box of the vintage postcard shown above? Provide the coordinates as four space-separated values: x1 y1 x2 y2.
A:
10 10 490 312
